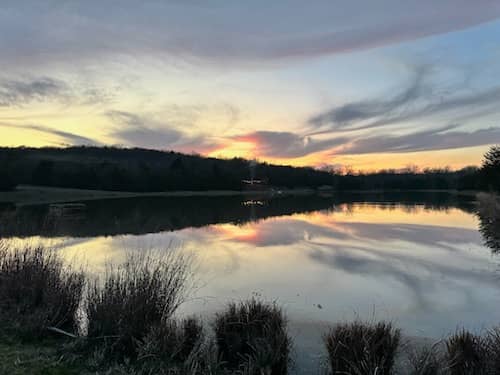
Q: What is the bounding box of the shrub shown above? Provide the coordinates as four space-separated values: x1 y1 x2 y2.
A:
214 298 291 374
323 321 401 375
85 250 192 359
0 244 85 338
446 329 487 375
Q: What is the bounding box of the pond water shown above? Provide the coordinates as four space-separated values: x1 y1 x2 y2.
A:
1 192 499 372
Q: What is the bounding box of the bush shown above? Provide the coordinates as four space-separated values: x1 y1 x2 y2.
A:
85 250 192 360
323 321 401 375
446 329 487 375
214 298 291 374
0 244 84 338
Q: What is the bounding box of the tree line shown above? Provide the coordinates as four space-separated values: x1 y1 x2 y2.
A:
0 145 498 192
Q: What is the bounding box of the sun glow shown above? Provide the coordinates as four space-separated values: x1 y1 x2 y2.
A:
208 140 258 160
212 224 259 243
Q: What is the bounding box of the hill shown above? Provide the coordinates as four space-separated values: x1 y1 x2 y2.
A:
0 146 485 192
0 146 334 192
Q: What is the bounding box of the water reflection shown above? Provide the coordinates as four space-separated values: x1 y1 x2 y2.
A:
0 192 499 341
477 193 500 254
0 191 477 238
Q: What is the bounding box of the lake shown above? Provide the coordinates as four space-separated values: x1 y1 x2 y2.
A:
1 191 499 371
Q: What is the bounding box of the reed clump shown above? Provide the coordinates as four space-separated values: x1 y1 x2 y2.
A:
323 321 401 375
0 243 84 339
406 342 443 375
446 329 488 375
214 298 291 374
85 251 193 360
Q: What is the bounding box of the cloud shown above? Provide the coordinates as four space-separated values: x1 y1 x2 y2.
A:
1 1 499 67
0 76 115 107
233 131 348 158
0 123 99 145
0 77 69 107
107 110 217 152
227 122 500 159
309 66 430 130
308 244 490 312
309 65 500 133
306 222 489 311
107 111 183 149
340 125 500 154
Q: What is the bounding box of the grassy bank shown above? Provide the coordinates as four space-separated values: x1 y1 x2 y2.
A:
0 185 316 206
0 184 480 206
3 244 500 374
0 244 292 374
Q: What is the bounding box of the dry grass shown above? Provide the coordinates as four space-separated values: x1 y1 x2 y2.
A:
323 321 401 375
446 329 488 375
406 342 443 375
85 250 193 360
214 298 291 374
0 243 85 339
138 317 204 363
485 327 500 374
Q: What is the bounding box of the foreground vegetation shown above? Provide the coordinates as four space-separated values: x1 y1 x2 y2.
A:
3 244 500 374
0 244 292 374
2 145 499 193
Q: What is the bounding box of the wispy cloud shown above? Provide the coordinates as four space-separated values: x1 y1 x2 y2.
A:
309 66 430 131
0 77 69 107
233 131 347 158
0 123 99 145
107 111 183 149
106 110 218 152
309 65 500 133
1 1 499 67
339 125 500 154
223 123 500 159
0 76 115 107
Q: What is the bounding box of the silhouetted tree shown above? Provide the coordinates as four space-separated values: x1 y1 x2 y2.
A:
481 145 500 191
477 193 500 254
0 174 15 191
32 160 54 186
0 146 488 192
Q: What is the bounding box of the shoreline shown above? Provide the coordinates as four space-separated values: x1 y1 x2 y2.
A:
0 185 481 206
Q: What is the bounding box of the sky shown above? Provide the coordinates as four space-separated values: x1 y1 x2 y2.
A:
1 1 500 171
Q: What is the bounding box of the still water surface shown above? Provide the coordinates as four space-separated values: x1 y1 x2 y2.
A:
1 192 499 369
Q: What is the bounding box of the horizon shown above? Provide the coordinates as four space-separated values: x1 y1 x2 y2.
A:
1 1 500 171
0 144 481 174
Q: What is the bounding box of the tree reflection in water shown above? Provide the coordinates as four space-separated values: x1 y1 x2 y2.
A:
477 193 500 254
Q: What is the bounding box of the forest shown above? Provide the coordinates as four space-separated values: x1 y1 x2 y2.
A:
0 146 498 192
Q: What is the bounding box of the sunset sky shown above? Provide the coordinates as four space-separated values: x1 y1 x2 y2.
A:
1 1 500 171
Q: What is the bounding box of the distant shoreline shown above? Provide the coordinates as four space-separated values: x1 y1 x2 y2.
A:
0 185 480 206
